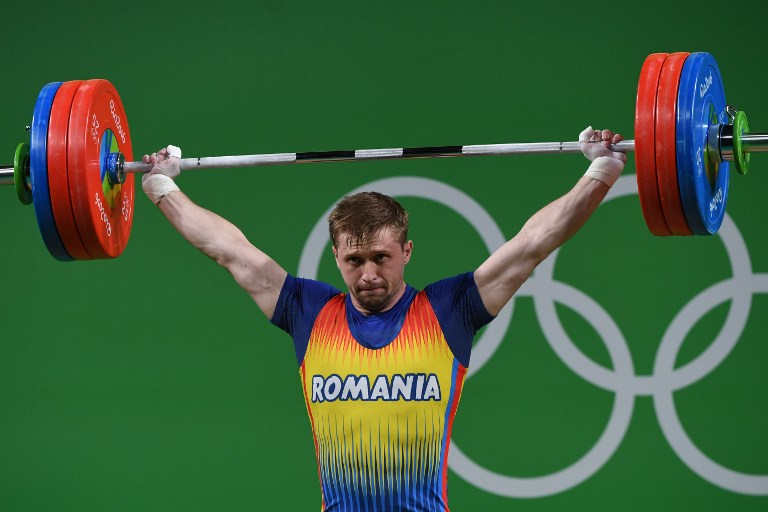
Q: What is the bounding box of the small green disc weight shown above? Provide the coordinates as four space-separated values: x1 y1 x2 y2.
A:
14 143 32 205
733 110 750 175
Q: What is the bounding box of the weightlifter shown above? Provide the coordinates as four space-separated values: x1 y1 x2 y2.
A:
140 126 626 511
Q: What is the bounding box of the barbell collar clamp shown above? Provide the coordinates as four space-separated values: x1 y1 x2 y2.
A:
717 124 733 163
106 152 126 185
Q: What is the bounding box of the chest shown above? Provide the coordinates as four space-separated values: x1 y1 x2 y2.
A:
301 293 458 408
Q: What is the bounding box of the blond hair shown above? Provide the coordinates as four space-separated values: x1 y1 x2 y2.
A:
328 192 409 248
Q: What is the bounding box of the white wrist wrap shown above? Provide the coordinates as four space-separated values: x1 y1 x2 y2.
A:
143 174 180 204
584 156 623 188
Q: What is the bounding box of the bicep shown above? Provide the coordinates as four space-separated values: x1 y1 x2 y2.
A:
474 234 542 316
221 239 288 319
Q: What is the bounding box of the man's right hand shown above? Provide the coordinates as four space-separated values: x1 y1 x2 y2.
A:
141 145 182 204
579 127 626 188
143 145 182 178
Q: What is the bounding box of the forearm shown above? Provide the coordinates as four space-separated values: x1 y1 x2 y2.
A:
156 190 247 264
518 176 609 259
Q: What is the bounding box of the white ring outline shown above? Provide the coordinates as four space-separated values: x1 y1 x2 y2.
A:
654 275 768 495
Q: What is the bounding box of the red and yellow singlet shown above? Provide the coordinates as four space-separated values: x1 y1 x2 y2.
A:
272 272 493 511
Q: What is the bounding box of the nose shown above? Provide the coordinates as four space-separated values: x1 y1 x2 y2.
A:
361 261 379 282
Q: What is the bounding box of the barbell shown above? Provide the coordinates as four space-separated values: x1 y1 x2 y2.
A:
2 51 767 261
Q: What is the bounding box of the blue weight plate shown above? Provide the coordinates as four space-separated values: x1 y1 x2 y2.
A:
675 52 729 235
30 81 73 260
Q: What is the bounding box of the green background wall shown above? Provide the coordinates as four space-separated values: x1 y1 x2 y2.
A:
1 1 767 510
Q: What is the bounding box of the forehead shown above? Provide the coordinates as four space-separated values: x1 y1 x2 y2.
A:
336 228 401 255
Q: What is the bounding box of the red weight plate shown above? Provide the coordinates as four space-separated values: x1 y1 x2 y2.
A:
655 52 692 236
634 53 671 236
67 79 135 259
48 80 92 260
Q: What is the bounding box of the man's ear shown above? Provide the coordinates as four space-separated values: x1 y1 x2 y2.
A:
332 245 340 268
403 240 413 264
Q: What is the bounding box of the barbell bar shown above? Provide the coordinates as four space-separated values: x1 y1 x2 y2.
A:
7 134 768 182
1 52 767 261
6 134 768 184
2 140 636 183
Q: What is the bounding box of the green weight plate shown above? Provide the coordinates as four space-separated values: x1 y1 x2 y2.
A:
733 110 750 175
14 143 32 205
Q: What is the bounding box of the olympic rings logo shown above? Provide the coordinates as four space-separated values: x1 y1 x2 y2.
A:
297 175 768 499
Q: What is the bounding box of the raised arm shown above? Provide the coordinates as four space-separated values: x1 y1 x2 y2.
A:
473 127 627 316
142 147 287 319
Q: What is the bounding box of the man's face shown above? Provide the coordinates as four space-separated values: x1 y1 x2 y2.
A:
332 228 412 315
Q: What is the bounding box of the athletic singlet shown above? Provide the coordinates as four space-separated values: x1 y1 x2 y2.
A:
271 272 494 511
